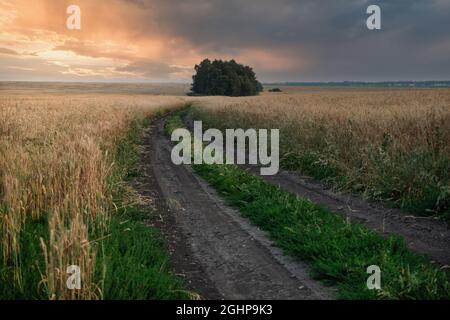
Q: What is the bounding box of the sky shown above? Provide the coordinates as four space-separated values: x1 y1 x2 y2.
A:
0 0 449 83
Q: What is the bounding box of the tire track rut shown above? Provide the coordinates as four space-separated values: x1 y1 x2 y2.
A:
183 114 450 266
138 117 333 300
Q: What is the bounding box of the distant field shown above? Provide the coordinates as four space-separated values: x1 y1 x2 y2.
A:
262 85 450 94
192 88 450 219
0 82 190 96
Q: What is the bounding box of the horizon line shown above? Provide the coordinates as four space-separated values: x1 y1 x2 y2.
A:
2 80 450 85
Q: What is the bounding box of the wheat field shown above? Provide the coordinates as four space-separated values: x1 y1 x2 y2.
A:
192 88 450 217
1 84 449 299
0 90 185 299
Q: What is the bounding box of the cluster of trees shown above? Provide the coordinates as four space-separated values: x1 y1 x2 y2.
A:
191 59 263 96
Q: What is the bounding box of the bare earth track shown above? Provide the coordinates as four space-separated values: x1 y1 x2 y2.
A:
134 115 449 300
249 168 450 265
183 114 450 266
135 118 333 300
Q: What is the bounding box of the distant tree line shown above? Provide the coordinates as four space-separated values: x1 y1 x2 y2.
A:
191 59 263 96
268 88 282 92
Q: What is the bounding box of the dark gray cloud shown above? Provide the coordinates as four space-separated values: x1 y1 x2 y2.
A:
4 0 448 82
136 0 450 81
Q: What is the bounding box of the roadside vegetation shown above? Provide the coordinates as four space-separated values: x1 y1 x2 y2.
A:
0 93 189 299
99 116 192 300
191 89 450 220
166 110 450 300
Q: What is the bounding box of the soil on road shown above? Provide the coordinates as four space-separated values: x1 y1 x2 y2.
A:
249 168 450 265
134 117 333 300
134 114 449 300
183 114 450 266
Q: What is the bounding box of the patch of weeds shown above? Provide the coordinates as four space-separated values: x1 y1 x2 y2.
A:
0 216 48 299
193 163 450 300
190 107 450 220
99 205 191 300
97 112 193 300
165 111 450 300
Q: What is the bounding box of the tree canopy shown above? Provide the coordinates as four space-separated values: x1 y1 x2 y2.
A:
191 59 263 96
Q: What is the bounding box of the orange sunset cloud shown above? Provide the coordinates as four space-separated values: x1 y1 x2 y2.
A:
1 0 448 82
0 0 204 81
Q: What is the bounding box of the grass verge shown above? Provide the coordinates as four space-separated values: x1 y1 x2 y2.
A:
166 110 450 300
190 104 450 221
0 114 190 300
98 115 191 300
0 217 48 299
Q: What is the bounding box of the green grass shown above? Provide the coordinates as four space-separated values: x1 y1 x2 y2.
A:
165 107 189 136
190 106 450 221
166 110 450 300
280 146 450 222
0 112 191 300
99 207 190 300
0 216 48 299
98 114 191 300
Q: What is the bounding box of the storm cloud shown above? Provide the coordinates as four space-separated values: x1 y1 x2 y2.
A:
148 0 450 81
1 0 449 81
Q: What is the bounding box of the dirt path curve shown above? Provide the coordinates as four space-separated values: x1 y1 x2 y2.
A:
244 168 450 265
137 117 333 300
183 114 450 265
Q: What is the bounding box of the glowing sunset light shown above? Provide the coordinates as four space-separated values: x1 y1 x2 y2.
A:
0 0 449 82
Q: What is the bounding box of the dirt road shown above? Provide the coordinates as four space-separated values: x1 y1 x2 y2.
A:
134 117 333 300
135 115 449 300
248 168 450 265
182 113 450 266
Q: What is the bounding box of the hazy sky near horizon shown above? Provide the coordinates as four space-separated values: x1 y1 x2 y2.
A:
0 0 449 82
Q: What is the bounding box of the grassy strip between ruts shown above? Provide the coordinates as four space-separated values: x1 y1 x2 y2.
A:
166 109 450 300
189 102 450 222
